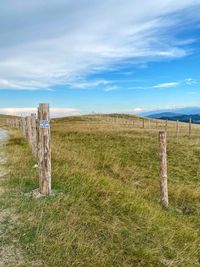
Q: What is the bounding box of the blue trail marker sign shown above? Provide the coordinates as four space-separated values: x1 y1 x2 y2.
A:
40 120 50 129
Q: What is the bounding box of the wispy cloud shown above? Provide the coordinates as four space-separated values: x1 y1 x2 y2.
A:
153 77 197 89
0 1 200 90
0 79 50 90
153 82 180 88
67 80 110 89
185 78 197 85
0 107 80 118
104 85 118 92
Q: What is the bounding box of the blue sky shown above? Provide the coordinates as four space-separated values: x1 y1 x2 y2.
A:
0 0 200 116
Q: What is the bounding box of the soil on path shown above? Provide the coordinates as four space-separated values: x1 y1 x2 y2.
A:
0 129 24 267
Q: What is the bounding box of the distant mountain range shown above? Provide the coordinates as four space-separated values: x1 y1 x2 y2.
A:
140 107 200 117
148 112 200 124
148 112 182 119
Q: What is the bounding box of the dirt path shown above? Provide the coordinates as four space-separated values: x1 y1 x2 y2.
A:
0 128 9 193
0 129 8 176
0 129 24 267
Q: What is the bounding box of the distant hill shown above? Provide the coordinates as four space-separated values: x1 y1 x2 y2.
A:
148 112 200 124
141 107 200 117
148 112 183 119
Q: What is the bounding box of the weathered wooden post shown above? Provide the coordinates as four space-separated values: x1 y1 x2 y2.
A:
25 117 28 139
22 117 26 137
165 120 168 132
176 120 179 137
156 120 158 130
159 131 169 209
189 117 192 138
38 103 51 195
31 113 37 157
36 117 39 158
16 118 19 128
25 116 32 144
19 117 22 131
142 119 145 128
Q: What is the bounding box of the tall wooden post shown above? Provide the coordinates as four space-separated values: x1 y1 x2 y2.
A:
189 117 192 138
176 120 179 138
156 120 158 130
31 113 37 157
142 119 145 128
36 118 39 158
38 104 51 195
25 116 32 144
165 120 168 132
159 131 168 209
22 117 26 137
20 118 22 132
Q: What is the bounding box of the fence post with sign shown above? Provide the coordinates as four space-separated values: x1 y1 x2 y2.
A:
38 103 51 195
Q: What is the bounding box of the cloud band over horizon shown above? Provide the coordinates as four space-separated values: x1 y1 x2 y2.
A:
0 107 80 118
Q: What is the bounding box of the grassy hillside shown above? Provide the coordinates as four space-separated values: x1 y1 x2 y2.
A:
2 115 200 266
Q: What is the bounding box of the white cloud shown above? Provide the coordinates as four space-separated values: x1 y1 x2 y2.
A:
114 107 145 114
185 78 197 85
0 107 80 118
67 80 110 89
0 0 200 89
132 108 144 113
153 77 198 89
0 79 49 90
153 82 180 88
104 85 118 92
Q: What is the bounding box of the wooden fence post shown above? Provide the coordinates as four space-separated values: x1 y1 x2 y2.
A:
176 120 179 137
22 117 26 137
159 131 168 209
36 117 39 158
25 116 32 144
20 116 23 132
143 119 145 128
31 113 37 157
165 120 168 132
38 103 51 195
189 117 192 138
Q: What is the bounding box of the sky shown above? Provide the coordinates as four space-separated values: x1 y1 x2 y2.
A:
0 0 200 117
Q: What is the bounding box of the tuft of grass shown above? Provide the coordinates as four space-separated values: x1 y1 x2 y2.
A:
2 116 200 266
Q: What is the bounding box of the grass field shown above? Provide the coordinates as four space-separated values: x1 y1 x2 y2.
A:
1 115 200 266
